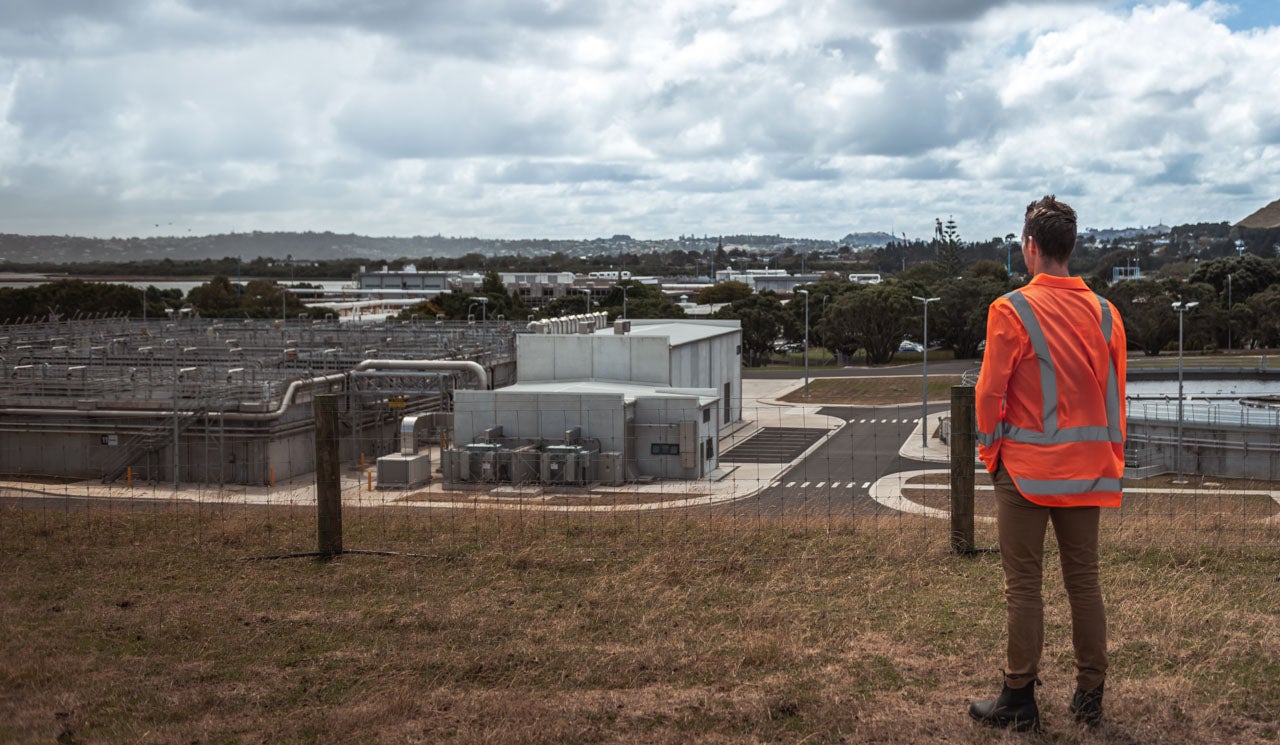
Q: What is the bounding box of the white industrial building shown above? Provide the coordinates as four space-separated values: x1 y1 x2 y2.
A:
444 317 743 485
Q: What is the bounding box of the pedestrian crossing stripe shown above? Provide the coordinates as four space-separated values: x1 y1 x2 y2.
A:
800 481 810 488
815 481 825 488
786 481 796 487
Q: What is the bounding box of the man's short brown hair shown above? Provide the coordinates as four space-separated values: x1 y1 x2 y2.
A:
1023 195 1077 264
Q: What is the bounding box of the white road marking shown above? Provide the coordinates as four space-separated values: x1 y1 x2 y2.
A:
785 481 796 488
800 481 811 488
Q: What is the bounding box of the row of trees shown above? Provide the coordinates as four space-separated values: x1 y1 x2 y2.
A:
4 254 1278 363
0 277 318 322
394 273 687 323
6 221 1277 284
708 253 1280 367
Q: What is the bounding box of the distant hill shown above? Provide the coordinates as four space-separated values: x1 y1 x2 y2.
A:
1237 198 1280 229
0 232 572 264
1082 224 1170 241
839 232 897 247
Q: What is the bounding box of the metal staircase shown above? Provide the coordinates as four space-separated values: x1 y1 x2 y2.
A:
100 396 219 484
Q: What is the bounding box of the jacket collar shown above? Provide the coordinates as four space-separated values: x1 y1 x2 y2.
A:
1027 273 1089 291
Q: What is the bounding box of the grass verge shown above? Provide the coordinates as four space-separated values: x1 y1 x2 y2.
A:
779 375 963 405
1 506 1277 744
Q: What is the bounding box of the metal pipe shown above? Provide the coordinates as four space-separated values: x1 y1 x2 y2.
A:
353 358 487 389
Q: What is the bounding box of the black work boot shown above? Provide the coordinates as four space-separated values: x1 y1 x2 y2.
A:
968 678 1040 732
1069 682 1104 727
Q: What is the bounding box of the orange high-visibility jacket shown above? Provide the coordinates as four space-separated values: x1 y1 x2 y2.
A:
976 274 1127 508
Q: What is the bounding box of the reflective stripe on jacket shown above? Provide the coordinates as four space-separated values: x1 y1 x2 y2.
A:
975 274 1127 508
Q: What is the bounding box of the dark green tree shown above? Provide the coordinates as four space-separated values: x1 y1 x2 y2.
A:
967 259 1010 284
1100 279 1180 356
713 294 788 366
930 277 1007 359
817 284 915 365
598 280 685 320
185 275 240 315
937 216 965 276
696 281 753 305
1188 254 1279 307
0 280 144 322
1242 285 1280 348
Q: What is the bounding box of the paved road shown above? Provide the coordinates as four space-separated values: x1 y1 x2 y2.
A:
713 402 951 517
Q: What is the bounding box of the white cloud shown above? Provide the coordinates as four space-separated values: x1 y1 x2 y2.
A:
0 0 1277 241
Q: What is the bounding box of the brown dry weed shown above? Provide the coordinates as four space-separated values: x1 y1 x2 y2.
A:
0 504 1276 744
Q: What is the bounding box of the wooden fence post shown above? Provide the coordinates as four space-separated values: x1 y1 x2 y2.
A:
314 394 343 557
950 385 975 554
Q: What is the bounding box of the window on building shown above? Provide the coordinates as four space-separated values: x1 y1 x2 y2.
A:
650 443 679 456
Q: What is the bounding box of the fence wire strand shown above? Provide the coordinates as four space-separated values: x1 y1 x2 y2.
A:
3 398 1276 557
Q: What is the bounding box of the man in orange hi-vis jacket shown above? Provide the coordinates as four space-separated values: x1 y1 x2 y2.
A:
968 196 1127 733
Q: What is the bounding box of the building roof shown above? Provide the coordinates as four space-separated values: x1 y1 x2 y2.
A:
1237 198 1280 229
479 380 720 407
600 319 740 346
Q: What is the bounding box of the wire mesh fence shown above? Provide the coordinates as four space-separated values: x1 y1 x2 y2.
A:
4 397 1277 557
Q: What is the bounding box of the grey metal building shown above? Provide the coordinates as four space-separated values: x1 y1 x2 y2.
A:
445 318 743 484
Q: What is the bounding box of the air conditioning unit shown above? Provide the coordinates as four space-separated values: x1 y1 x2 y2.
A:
541 445 590 485
464 443 508 483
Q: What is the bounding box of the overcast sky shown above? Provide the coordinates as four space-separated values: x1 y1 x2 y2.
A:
1 1 1277 243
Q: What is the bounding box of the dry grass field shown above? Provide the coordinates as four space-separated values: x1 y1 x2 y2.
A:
1 504 1277 744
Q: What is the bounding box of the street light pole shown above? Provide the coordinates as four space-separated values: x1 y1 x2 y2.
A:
476 296 488 325
171 339 179 489
798 289 810 397
1172 300 1199 483
821 295 829 364
912 296 941 450
1226 274 1233 353
617 284 629 320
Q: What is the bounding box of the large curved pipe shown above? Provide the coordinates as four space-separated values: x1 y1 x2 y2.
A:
354 358 487 389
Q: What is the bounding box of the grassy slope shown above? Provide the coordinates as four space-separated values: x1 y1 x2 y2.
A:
1 507 1276 744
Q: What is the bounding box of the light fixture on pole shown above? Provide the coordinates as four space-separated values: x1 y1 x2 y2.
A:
577 288 592 314
475 296 489 324
912 296 941 450
798 289 810 397
616 283 629 320
1172 300 1199 484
